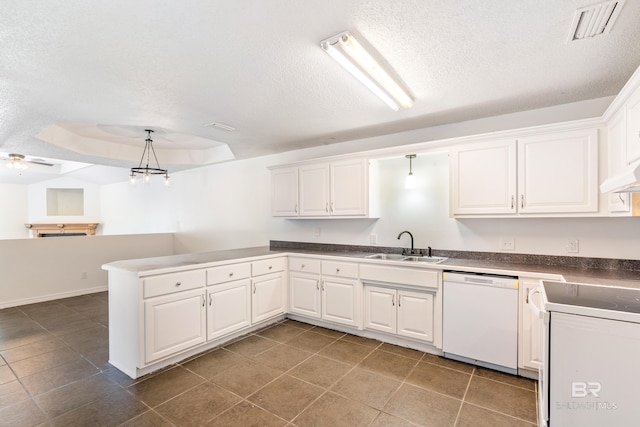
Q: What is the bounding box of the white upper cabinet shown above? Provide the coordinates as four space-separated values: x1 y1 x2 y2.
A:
271 167 299 217
606 109 631 213
450 140 517 215
330 159 368 216
451 127 598 216
299 163 331 216
518 129 598 214
626 87 640 164
270 157 370 218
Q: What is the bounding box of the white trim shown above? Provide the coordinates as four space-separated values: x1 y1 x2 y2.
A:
0 285 107 309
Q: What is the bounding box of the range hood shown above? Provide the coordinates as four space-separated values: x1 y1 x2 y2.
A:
600 162 640 193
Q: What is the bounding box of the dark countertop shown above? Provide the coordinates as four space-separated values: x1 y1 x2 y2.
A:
103 244 640 289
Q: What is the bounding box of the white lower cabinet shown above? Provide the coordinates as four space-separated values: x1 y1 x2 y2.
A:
289 258 361 328
364 286 435 343
396 290 435 342
518 277 544 373
321 276 360 328
207 279 251 341
252 272 286 323
144 288 206 364
290 272 322 319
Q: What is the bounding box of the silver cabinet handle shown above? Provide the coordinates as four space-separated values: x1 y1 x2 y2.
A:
316 280 319 290
294 203 298 213
269 265 273 270
336 268 340 274
321 281 325 291
521 194 524 209
202 294 205 307
209 293 212 306
330 202 334 213
175 282 182 287
253 284 256 294
511 196 514 209
229 272 234 277
301 264 305 269
392 295 395 306
325 202 329 213
398 295 401 307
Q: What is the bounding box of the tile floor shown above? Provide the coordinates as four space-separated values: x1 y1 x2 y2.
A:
0 292 538 426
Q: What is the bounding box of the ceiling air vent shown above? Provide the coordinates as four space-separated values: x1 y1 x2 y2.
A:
567 0 625 42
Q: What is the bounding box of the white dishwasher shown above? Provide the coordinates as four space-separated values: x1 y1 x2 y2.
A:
442 271 519 375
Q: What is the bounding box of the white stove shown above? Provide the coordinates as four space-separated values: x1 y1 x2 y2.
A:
534 281 640 427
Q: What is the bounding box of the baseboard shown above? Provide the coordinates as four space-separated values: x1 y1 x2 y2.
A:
0 285 108 309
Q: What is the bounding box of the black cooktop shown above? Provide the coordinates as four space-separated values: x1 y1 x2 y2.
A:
543 281 640 314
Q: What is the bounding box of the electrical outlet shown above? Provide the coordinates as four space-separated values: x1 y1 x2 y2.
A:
370 234 377 244
566 238 579 253
500 237 515 251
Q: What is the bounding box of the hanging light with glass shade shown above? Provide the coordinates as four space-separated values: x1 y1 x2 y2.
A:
129 129 170 186
405 154 417 189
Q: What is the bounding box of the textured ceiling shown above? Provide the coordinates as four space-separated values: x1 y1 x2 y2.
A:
1 0 640 184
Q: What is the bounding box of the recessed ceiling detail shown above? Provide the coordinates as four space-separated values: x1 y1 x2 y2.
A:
567 0 626 42
36 123 235 166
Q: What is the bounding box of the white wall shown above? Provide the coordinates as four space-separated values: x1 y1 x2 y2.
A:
170 158 272 254
268 153 640 260
0 233 174 308
27 176 101 227
0 183 29 239
100 179 175 235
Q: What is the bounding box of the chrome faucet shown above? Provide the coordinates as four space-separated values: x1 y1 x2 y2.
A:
397 231 415 255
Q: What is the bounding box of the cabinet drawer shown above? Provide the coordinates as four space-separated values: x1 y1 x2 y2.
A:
289 257 321 274
322 260 358 278
143 270 206 298
252 257 286 276
207 263 251 285
360 264 439 289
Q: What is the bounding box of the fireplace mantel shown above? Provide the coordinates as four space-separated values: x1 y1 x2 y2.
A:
25 223 99 237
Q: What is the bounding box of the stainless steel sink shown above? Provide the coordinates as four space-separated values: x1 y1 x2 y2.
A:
403 256 448 264
363 253 448 264
364 253 407 260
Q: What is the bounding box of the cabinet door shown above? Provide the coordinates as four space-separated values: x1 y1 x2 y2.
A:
271 167 299 217
207 279 251 341
322 277 360 328
450 140 517 215
518 129 598 213
363 286 396 334
626 87 640 164
397 290 434 343
252 272 285 324
518 278 543 371
299 163 330 216
330 158 368 216
144 288 206 364
606 110 631 213
289 272 321 319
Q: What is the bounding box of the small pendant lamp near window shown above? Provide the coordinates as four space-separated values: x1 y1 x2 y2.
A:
405 154 417 189
129 129 170 186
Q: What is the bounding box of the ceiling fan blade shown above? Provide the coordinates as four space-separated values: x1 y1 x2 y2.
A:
25 159 54 167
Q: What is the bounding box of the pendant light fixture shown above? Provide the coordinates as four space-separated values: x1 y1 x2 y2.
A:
405 154 417 189
129 129 170 186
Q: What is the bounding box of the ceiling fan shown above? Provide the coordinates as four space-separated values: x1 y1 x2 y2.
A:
2 153 54 170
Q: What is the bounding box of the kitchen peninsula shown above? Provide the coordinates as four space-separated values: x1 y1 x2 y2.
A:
103 243 640 379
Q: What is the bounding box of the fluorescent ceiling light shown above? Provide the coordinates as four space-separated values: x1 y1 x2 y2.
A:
321 31 414 111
